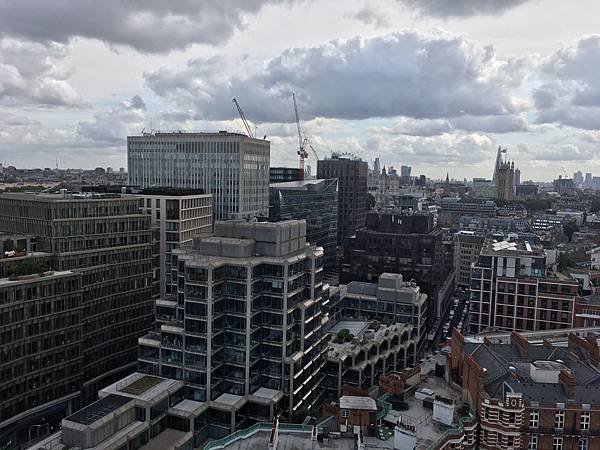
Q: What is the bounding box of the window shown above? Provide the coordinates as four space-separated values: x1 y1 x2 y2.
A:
341 409 349 418
580 412 590 430
528 435 538 450
555 410 564 430
579 438 588 450
530 409 539 429
553 436 563 450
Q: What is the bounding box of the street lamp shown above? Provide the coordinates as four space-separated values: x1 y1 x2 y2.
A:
28 423 49 444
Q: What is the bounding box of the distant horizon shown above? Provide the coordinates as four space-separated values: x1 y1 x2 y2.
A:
1 0 600 180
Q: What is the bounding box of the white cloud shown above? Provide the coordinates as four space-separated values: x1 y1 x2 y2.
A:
0 39 81 107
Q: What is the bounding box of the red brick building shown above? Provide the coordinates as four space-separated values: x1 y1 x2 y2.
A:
447 328 600 449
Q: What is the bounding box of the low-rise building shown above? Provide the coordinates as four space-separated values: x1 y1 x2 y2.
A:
447 329 600 450
438 198 496 227
324 320 417 398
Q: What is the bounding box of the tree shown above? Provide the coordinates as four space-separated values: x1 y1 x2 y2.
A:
336 329 354 343
557 253 574 272
7 258 48 277
563 222 579 242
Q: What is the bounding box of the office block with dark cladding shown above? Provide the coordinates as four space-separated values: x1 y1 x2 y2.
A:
341 212 454 321
0 193 154 446
0 270 82 447
269 178 338 273
317 154 368 245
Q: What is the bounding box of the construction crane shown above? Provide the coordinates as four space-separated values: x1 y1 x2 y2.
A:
232 98 254 138
293 93 309 179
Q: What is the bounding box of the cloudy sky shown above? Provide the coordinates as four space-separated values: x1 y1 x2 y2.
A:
1 0 600 181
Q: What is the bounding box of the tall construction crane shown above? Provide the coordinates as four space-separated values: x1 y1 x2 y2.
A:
293 93 309 179
232 98 254 138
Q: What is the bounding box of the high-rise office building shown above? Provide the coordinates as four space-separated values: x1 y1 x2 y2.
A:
127 131 270 220
269 179 338 273
317 154 368 245
137 220 328 437
400 165 412 177
0 192 154 447
584 172 593 189
137 189 212 297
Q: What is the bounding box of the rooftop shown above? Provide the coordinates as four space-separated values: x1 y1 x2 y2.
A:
481 234 545 257
339 396 377 411
100 372 183 403
393 356 465 449
464 334 600 402
221 430 356 450
65 394 131 425
119 375 163 395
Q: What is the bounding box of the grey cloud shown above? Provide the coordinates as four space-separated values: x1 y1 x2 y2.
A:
0 0 294 53
0 39 81 107
536 36 600 129
350 5 391 27
398 0 533 18
536 107 600 131
145 31 528 124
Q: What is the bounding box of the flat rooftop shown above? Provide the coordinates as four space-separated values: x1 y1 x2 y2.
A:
66 394 131 425
119 375 163 395
328 320 370 338
139 429 190 450
482 235 545 256
399 374 463 449
222 431 356 450
100 372 183 402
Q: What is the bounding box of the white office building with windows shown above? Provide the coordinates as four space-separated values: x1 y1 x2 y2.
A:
127 131 270 220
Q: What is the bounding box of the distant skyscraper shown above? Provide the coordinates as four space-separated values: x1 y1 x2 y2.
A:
373 157 381 175
317 154 368 245
574 170 584 188
585 172 593 188
400 165 412 177
127 131 270 220
305 164 312 178
514 168 521 187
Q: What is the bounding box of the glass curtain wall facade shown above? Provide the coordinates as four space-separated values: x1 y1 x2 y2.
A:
269 179 338 273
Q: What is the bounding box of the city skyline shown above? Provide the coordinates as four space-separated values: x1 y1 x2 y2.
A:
0 0 599 180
